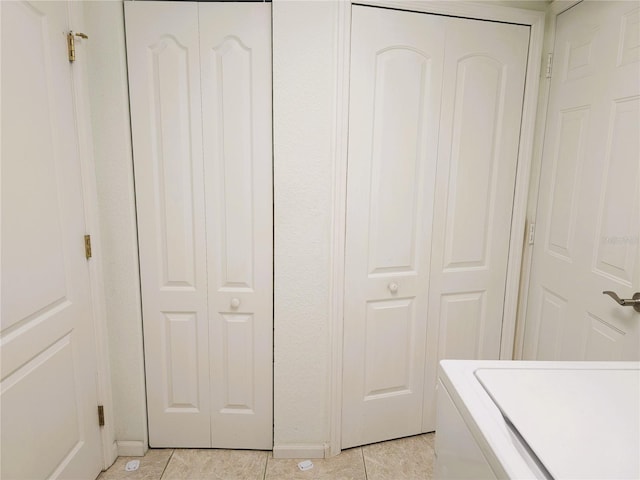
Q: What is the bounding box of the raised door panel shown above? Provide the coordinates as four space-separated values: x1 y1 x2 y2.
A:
546 107 590 261
125 1 211 447
217 313 255 410
562 24 598 83
199 2 273 450
150 37 198 290
443 55 505 270
523 106 592 359
1 2 102 478
367 48 431 274
438 292 486 360
618 7 640 67
593 97 638 283
163 313 200 410
1 1 68 336
423 17 529 431
363 299 415 399
582 62 639 360
523 103 590 361
342 5 445 449
531 288 568 360
583 313 625 361
2 337 82 479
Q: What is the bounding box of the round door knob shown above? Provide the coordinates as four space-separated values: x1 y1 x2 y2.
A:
230 298 241 309
388 282 399 293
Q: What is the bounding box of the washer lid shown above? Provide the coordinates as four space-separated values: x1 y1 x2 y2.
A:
475 368 640 480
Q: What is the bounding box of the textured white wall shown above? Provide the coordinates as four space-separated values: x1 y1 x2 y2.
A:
272 0 337 450
84 1 148 453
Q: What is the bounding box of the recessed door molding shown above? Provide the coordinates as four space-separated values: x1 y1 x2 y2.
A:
327 0 545 457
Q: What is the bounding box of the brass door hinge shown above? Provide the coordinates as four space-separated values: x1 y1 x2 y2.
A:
84 235 92 259
98 405 105 427
67 31 88 62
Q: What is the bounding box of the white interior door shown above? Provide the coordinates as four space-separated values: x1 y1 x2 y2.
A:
422 15 529 432
342 6 445 449
524 0 639 361
126 2 209 447
125 1 273 449
1 1 103 479
199 3 273 450
342 5 529 448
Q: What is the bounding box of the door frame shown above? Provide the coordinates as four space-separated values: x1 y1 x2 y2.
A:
327 0 545 456
513 0 582 360
68 1 118 469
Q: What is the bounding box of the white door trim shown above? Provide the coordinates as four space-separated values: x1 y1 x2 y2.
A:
68 1 117 468
328 0 352 458
513 0 582 360
328 0 545 456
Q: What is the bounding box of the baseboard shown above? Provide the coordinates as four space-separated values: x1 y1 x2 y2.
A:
272 443 328 459
116 440 148 457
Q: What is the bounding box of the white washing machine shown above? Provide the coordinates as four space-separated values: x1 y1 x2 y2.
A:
435 360 640 479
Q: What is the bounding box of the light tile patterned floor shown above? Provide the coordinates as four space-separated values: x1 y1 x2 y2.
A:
98 433 435 480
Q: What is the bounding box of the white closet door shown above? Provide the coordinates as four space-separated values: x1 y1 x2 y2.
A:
343 6 529 448
125 2 210 447
342 6 445 449
422 17 529 431
524 1 639 361
126 1 273 449
199 3 273 450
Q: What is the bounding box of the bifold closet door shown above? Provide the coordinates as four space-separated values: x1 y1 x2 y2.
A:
421 15 529 432
199 3 273 450
342 5 529 448
125 1 273 449
342 6 445 450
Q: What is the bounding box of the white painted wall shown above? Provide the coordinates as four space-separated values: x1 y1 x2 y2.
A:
272 0 339 454
84 1 148 456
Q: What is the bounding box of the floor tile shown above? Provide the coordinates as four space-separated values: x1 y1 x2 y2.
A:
265 447 366 480
97 449 174 480
362 434 435 480
160 449 268 480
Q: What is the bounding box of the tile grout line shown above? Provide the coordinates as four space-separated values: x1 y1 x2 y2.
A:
361 447 369 480
261 451 269 480
158 449 176 480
